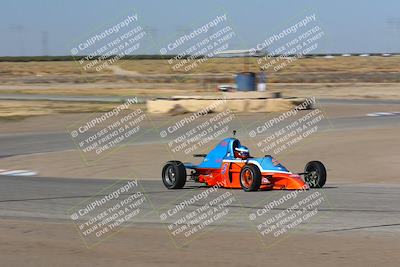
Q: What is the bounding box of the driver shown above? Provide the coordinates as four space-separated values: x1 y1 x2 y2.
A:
234 145 250 159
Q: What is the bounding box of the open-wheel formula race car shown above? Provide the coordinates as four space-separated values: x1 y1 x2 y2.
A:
162 135 327 191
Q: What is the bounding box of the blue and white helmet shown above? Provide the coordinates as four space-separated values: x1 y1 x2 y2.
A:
234 145 250 159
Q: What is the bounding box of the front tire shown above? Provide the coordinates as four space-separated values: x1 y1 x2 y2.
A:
162 161 186 189
304 161 327 188
240 164 262 192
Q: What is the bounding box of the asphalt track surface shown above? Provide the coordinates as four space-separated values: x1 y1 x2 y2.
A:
0 98 399 235
0 176 399 234
1 99 400 157
0 94 148 103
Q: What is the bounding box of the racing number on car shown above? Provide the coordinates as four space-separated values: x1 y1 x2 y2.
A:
221 163 229 174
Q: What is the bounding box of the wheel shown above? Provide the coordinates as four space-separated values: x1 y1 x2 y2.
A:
162 161 186 189
304 161 327 188
240 164 262 192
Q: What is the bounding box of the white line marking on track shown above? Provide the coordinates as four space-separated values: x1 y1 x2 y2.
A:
367 112 400 117
0 169 37 176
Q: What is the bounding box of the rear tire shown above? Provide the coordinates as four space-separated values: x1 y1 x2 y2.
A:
162 161 186 189
304 161 326 188
240 164 262 192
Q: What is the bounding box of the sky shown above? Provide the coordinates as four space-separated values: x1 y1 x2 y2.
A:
0 0 399 56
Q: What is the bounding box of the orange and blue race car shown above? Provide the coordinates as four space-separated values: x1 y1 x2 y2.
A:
162 134 327 191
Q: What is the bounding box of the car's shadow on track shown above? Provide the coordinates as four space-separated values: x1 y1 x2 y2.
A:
315 186 338 189
178 184 339 190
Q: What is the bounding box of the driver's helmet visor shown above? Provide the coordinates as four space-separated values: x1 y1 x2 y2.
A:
235 146 249 157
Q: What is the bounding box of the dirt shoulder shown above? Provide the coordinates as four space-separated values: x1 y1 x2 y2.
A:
0 219 398 267
0 83 400 99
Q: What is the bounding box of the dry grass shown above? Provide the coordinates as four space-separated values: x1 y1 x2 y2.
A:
0 100 135 120
0 56 399 76
0 87 213 97
1 83 399 100
0 56 398 120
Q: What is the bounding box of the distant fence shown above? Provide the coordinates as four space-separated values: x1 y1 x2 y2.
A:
0 53 399 62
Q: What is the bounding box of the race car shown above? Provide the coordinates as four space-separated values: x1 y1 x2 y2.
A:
161 136 327 191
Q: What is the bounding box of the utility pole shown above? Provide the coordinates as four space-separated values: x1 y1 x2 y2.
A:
41 31 49 56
